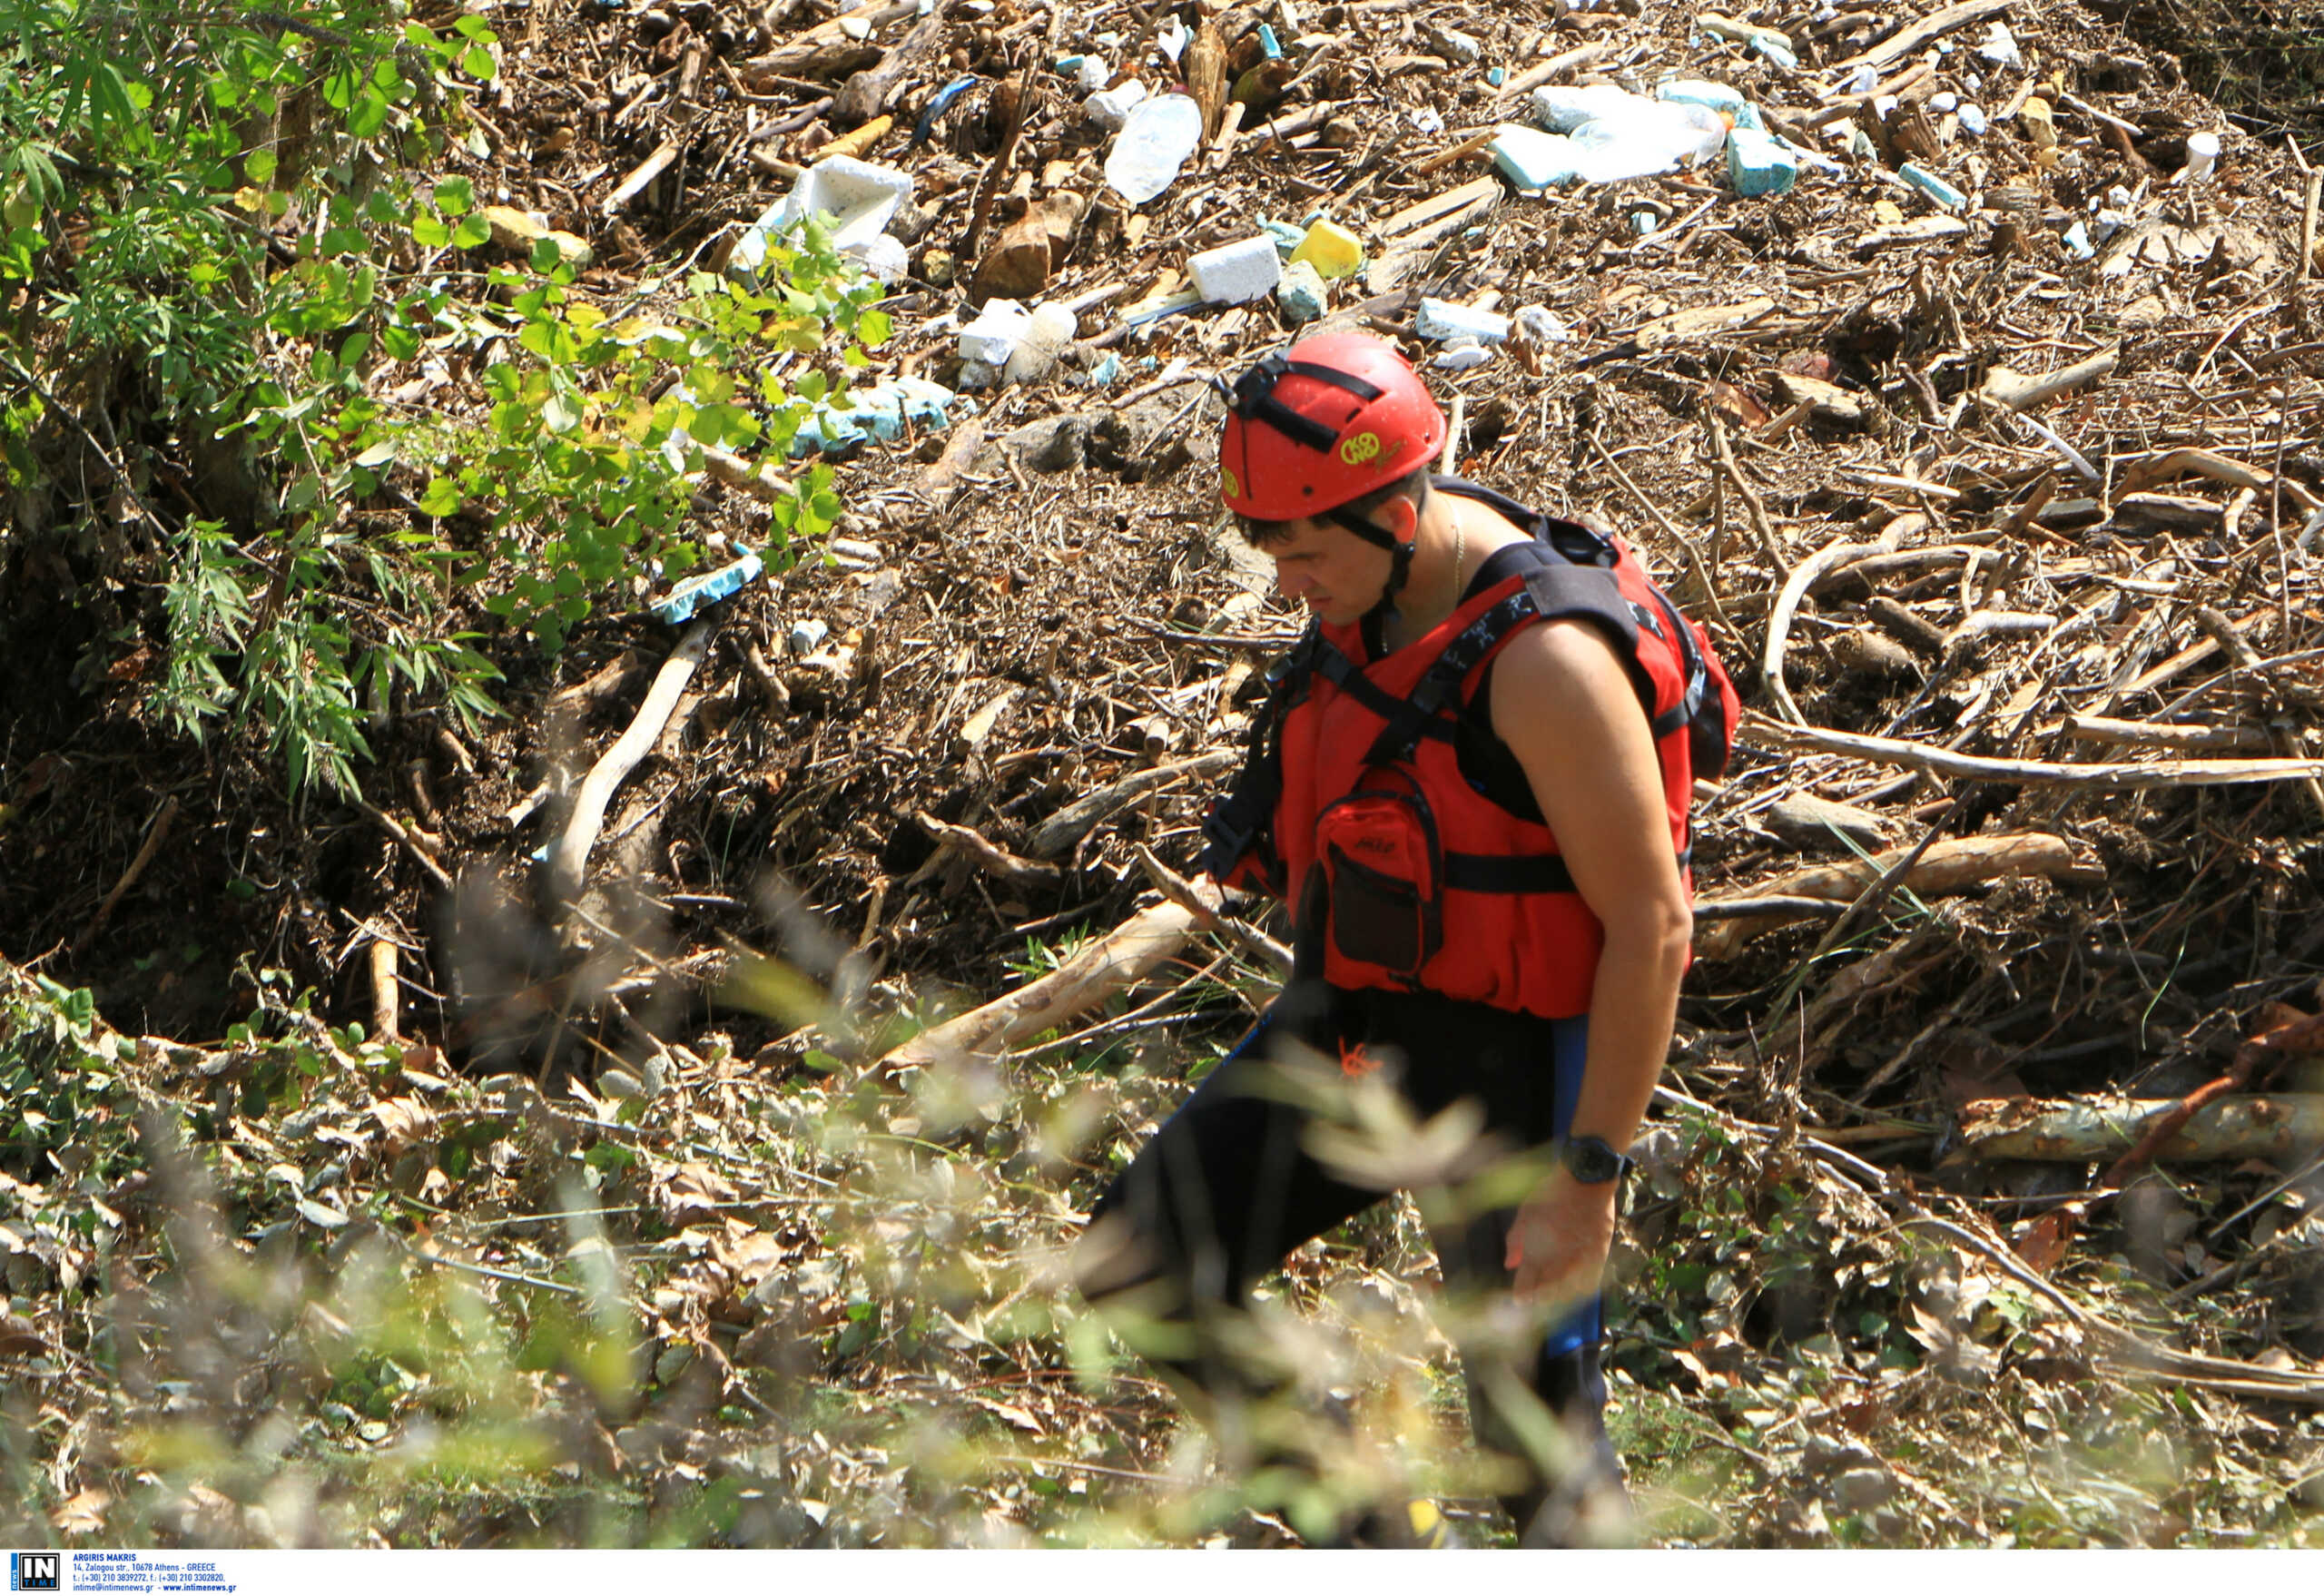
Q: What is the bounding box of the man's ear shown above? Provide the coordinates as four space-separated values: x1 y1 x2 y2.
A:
1375 494 1420 542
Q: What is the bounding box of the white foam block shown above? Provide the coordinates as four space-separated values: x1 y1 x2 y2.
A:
1189 235 1283 304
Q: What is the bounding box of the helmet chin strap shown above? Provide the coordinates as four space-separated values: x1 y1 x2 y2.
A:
1324 503 1415 621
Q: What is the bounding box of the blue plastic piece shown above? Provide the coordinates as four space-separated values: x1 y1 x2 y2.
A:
1727 127 1798 197
1257 21 1281 59
653 547 764 626
1487 65 1506 86
1260 218 1306 257
911 74 980 147
1658 78 1746 115
1490 125 1581 191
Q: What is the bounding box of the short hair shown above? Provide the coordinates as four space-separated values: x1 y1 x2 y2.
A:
1235 468 1432 547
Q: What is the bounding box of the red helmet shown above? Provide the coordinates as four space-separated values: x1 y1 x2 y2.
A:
1218 333 1446 522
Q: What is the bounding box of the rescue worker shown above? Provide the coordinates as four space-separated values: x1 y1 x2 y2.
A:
1072 332 1724 1546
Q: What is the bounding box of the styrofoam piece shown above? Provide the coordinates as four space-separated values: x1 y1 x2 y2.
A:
1190 234 1283 303
1957 103 1989 137
1492 126 1581 190
730 156 914 285
2063 219 2093 261
1977 23 2023 69
1277 260 1327 323
1433 342 1492 371
1727 127 1798 197
653 547 763 626
1843 63 1880 95
1929 91 1959 113
1104 93 1202 202
1658 79 1746 115
1513 306 1571 345
1057 54 1109 91
2180 131 2221 184
1288 218 1364 279
1086 78 1149 132
1531 84 1649 133
1415 297 1510 343
1261 219 1306 256
787 618 830 655
1750 34 1797 70
1897 163 1967 210
959 299 1033 366
850 233 909 282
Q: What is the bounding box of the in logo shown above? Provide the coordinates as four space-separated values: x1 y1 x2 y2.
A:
11 1553 60 1592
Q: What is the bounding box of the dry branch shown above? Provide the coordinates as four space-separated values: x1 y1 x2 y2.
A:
1025 749 1239 861
1958 1095 2324 1163
77 795 180 951
1975 346 2117 410
1696 832 2098 957
914 812 1064 892
1754 717 2324 790
873 896 1203 1074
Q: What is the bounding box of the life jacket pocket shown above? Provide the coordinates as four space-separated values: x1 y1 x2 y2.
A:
1313 770 1443 981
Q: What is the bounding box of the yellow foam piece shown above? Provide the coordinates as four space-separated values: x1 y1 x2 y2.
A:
1288 219 1364 281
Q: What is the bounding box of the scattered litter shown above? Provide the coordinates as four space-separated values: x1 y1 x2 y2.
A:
1512 306 1571 345
1287 218 1364 280
1086 78 1149 132
789 376 958 456
1057 54 1109 92
910 75 979 147
1728 127 1799 197
1105 93 1203 203
1277 260 1328 323
786 618 829 656
652 546 763 626
959 299 1033 368
1415 297 1511 343
2063 218 2094 260
731 157 913 287
1977 22 2024 70
1532 84 1650 133
1002 302 1080 385
2181 131 2221 184
1957 103 1989 137
1898 163 1969 210
1433 341 1492 371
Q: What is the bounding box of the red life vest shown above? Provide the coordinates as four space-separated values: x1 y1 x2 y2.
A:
1203 479 1737 1020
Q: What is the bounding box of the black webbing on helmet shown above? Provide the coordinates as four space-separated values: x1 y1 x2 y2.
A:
1229 351 1386 455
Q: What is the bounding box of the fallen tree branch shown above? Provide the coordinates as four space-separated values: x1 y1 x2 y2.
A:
1696 832 2099 957
1025 749 1239 861
1133 843 1292 975
1958 1094 2324 1163
915 812 1065 892
1750 715 2324 789
547 620 714 905
873 896 1202 1074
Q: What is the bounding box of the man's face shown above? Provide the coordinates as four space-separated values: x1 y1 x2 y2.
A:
1259 516 1395 626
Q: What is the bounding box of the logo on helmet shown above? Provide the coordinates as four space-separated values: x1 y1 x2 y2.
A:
1219 468 1241 503
1339 431 1383 467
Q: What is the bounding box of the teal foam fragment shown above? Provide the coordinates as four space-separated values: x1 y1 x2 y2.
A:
1491 125 1581 191
654 547 764 626
1277 260 1327 323
1727 127 1798 197
1898 163 1968 210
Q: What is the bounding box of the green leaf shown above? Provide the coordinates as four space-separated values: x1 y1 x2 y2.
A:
350 87 392 139
354 441 398 468
543 391 581 434
462 44 497 80
410 211 450 249
434 175 475 216
419 478 464 517
245 148 278 185
381 325 421 361
528 235 564 273
297 1197 350 1229
454 15 497 39
796 369 827 404
859 308 893 346
451 212 492 249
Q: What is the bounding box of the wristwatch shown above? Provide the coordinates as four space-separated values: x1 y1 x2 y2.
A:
1560 1135 1634 1186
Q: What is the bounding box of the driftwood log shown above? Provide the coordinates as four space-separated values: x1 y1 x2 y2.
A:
547 620 714 906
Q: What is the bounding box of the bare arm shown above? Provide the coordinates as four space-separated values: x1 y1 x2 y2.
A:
1487 617 1694 1297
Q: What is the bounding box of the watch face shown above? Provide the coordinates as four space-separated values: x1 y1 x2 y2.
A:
1565 1137 1624 1184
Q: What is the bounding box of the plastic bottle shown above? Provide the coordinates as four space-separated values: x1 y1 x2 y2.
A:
1105 94 1204 204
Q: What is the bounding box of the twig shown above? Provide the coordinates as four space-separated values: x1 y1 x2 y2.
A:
1133 843 1292 973
1753 715 2324 789
76 795 180 951
354 798 455 891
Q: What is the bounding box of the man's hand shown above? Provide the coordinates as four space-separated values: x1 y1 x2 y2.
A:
1505 1167 1619 1305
